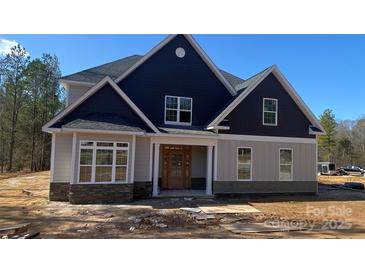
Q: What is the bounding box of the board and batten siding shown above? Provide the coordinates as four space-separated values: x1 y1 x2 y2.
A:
217 139 317 182
192 146 207 178
134 136 151 182
52 133 73 183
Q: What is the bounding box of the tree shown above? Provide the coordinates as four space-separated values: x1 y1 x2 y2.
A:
318 109 337 162
0 45 30 171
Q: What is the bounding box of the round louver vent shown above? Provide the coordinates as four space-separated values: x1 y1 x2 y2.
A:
175 47 185 58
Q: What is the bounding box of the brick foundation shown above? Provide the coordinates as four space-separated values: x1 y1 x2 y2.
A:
133 182 152 199
69 183 133 204
49 183 70 202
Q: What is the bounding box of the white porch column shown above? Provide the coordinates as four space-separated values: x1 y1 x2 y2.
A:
50 133 56 182
130 135 136 183
152 143 160 197
70 132 77 184
206 145 213 195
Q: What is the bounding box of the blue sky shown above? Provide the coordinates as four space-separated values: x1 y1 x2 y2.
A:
1 34 364 121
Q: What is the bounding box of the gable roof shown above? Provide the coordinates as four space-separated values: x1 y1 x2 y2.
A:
61 35 244 95
207 65 325 133
43 76 160 133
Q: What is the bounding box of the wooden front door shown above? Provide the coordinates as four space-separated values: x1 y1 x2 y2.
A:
162 145 192 189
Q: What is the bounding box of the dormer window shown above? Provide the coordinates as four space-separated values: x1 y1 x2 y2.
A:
165 95 192 125
263 98 278 126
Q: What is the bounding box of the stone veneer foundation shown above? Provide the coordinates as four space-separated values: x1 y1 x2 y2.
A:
133 182 152 199
69 183 134 204
49 183 70 202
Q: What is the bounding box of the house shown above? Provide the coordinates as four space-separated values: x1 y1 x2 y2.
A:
42 34 325 204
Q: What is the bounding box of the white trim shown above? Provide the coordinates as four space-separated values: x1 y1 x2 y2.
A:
149 141 153 182
50 133 56 182
213 145 218 181
50 128 145 136
77 140 129 184
309 126 326 135
164 95 192 126
237 147 253 181
152 143 160 197
208 65 325 133
70 133 77 184
42 76 160 134
60 79 95 87
206 125 230 131
262 98 278 126
206 146 213 195
114 34 236 96
151 136 217 147
279 148 293 181
147 132 218 140
218 134 317 144
130 135 136 183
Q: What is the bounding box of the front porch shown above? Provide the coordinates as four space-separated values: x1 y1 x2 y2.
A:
150 136 217 197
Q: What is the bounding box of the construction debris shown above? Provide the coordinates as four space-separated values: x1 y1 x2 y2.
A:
192 212 216 221
199 204 260 214
180 207 201 214
220 215 250 224
22 189 32 196
220 222 306 234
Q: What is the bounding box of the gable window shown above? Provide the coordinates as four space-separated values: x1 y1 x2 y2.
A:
263 98 278 126
279 148 293 181
237 147 252 180
165 95 192 125
78 141 128 183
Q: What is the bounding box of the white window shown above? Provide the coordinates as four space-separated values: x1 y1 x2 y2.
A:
237 147 252 180
263 98 278 126
165 95 192 125
279 148 293 181
78 141 129 183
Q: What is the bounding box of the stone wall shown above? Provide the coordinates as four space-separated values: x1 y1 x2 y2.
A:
133 182 152 199
69 183 133 204
49 183 70 202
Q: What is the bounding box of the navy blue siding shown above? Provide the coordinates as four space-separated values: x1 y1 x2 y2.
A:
53 83 152 131
118 35 233 127
221 73 314 138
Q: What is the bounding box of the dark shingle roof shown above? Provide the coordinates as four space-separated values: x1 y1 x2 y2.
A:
61 55 143 83
62 113 145 132
159 127 217 136
61 55 246 90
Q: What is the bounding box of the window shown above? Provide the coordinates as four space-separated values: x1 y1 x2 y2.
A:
165 95 192 125
237 147 252 180
263 98 278 126
78 141 129 183
279 148 293 181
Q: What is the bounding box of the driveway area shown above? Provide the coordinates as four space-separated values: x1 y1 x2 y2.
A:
0 171 365 238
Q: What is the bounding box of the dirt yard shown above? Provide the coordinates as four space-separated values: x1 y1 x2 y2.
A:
0 172 364 238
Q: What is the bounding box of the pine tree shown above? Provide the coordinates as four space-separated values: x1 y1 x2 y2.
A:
318 109 337 162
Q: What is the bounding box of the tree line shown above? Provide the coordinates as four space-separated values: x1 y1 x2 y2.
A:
318 109 365 167
0 45 64 173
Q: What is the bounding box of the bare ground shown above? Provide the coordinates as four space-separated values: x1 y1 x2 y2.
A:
0 171 365 238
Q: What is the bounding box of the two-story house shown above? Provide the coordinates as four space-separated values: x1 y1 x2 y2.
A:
42 34 324 203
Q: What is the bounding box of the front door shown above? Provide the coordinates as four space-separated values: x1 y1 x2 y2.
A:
162 145 192 189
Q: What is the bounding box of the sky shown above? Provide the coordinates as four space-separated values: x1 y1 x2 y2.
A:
0 34 364 121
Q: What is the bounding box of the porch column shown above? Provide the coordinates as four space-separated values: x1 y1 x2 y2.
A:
70 132 77 184
152 143 160 197
206 145 213 195
130 135 136 183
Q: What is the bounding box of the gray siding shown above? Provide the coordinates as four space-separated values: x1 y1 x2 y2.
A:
53 133 73 182
217 139 316 182
134 136 151 182
67 84 90 106
192 146 206 178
